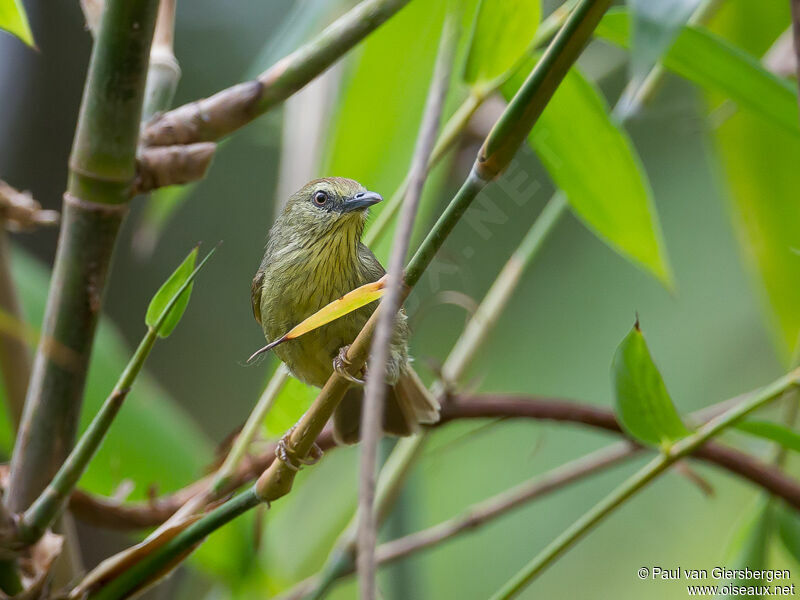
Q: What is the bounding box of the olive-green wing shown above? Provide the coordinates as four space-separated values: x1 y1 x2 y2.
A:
357 242 386 281
251 269 265 326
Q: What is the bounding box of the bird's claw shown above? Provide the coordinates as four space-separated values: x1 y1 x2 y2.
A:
333 345 366 385
274 426 324 472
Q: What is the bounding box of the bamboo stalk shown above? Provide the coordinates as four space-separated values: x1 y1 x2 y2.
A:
7 0 160 515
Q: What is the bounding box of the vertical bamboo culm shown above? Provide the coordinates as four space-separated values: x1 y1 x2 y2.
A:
7 0 161 512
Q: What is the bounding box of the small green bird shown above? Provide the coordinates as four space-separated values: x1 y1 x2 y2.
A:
252 177 440 445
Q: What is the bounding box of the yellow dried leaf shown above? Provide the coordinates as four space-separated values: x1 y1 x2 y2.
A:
248 277 386 362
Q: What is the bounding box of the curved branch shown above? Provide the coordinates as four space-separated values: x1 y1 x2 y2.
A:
67 394 800 530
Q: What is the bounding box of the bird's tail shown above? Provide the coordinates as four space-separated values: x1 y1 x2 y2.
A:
332 367 440 445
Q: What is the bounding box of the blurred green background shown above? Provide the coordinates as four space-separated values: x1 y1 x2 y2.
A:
1 0 799 598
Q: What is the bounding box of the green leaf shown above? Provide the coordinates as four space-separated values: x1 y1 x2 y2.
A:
1 246 213 499
502 63 672 285
145 246 198 337
735 420 800 453
0 0 34 47
596 9 800 138
701 0 800 364
777 503 800 566
612 320 690 447
463 0 541 88
716 497 775 599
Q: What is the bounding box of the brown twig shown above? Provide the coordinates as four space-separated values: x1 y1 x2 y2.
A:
0 181 59 233
67 394 800 530
140 0 411 148
356 11 457 598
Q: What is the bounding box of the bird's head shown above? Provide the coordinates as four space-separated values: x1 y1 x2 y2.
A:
278 177 383 240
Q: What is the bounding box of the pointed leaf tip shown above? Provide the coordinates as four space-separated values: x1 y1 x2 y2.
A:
145 245 216 338
0 0 35 47
612 321 689 448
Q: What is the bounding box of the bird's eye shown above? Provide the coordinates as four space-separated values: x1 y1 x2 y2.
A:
313 191 328 206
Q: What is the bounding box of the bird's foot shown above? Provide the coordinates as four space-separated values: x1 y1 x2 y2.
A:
333 345 366 385
274 426 324 472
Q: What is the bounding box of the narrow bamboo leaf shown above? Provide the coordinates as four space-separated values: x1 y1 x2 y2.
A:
502 63 672 285
716 498 774 599
249 278 386 362
701 1 800 364
735 420 800 453
596 9 800 137
463 0 541 88
777 503 800 565
145 246 198 337
612 320 690 447
0 0 34 47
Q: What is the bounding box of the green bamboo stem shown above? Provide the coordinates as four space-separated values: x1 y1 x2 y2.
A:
491 368 800 600
15 330 156 545
14 248 213 546
7 0 160 517
475 0 611 181
86 487 261 600
141 0 413 147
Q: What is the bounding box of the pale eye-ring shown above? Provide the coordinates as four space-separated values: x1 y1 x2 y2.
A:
313 191 328 206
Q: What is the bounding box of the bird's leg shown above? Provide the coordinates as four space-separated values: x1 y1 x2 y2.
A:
333 345 366 385
274 425 324 471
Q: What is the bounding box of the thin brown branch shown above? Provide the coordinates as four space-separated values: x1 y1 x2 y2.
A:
140 0 411 148
357 12 457 598
133 143 216 194
379 442 637 560
0 181 59 232
68 394 800 530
